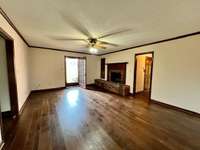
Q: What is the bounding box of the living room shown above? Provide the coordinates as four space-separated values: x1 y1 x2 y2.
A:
0 1 200 149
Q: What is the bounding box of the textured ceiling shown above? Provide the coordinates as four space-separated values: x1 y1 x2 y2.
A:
0 0 200 54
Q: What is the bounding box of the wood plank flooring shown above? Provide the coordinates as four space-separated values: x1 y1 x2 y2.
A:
3 87 200 150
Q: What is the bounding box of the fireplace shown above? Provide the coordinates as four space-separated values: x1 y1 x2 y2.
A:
107 62 127 84
110 71 122 83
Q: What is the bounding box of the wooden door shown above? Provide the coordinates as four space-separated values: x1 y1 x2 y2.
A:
144 57 152 91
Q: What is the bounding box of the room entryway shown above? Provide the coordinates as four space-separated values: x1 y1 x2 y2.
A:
65 57 86 88
0 32 19 143
133 52 154 101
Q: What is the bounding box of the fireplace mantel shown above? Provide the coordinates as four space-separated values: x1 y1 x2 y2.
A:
107 62 127 84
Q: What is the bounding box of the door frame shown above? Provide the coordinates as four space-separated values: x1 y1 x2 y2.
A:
0 27 19 141
133 51 154 100
64 56 87 87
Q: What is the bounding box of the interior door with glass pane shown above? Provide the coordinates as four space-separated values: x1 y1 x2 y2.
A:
66 57 79 85
78 58 86 88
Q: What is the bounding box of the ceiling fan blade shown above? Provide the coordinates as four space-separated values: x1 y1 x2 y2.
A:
98 40 119 47
60 13 93 38
94 44 107 49
98 29 131 39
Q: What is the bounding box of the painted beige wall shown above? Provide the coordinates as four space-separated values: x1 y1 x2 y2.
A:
0 14 30 111
0 13 31 143
29 48 100 90
103 50 134 90
102 34 200 113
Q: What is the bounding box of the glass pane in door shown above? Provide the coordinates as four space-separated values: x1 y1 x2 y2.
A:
66 58 78 83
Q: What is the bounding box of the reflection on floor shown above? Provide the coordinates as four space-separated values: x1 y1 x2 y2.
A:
3 87 200 150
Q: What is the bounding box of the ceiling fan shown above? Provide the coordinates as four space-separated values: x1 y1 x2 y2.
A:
50 13 132 53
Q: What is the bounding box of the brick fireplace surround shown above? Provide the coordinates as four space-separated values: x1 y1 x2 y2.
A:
107 62 127 84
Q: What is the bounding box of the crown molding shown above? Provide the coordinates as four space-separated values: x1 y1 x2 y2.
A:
99 31 200 56
0 7 30 46
29 45 94 55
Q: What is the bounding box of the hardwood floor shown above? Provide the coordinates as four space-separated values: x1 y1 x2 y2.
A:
3 87 200 150
1 115 17 142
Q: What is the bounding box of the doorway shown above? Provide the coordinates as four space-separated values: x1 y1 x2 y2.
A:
133 52 154 100
65 56 86 88
0 30 18 143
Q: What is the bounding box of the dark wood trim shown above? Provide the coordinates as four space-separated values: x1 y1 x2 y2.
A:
85 57 87 85
100 58 105 79
133 55 137 96
106 62 128 65
86 83 95 86
0 28 19 116
5 40 19 116
135 51 154 56
124 64 127 84
149 53 154 100
100 31 200 56
30 46 93 55
65 56 87 59
64 56 67 87
31 87 65 93
151 99 200 118
0 7 30 46
133 51 154 100
66 83 79 86
0 28 19 143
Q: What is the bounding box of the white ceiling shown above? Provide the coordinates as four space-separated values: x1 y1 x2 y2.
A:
0 0 200 54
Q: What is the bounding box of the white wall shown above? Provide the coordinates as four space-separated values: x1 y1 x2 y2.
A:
29 48 100 90
102 34 200 113
0 13 31 143
0 14 30 111
0 36 11 112
103 50 134 91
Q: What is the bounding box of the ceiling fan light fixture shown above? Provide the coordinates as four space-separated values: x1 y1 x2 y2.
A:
89 47 98 54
